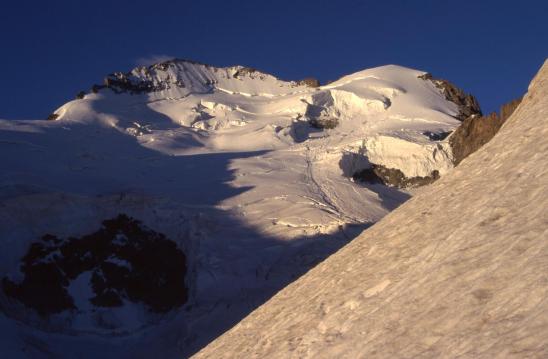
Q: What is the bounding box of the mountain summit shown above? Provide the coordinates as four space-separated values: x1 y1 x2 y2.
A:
90 59 319 98
0 61 503 358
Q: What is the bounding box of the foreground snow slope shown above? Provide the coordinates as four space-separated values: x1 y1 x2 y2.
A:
0 62 472 357
195 61 548 358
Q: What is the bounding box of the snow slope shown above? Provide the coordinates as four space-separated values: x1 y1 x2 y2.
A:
1 61 469 358
195 60 548 358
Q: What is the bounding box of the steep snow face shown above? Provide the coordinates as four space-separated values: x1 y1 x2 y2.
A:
0 62 469 357
195 60 548 359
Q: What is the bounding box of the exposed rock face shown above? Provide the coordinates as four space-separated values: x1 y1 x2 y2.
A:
103 72 155 93
500 97 523 122
308 115 339 129
419 73 482 121
232 67 258 78
353 164 440 188
296 77 320 88
46 113 59 121
85 59 321 96
99 60 215 95
2 214 188 316
450 97 522 165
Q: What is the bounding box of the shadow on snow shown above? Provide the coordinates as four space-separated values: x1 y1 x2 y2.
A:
0 104 405 358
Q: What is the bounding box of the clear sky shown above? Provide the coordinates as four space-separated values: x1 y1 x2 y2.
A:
1 0 546 119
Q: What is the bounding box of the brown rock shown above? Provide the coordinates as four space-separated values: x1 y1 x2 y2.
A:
500 97 522 123
353 164 440 188
449 97 522 165
418 73 482 121
233 67 257 78
296 78 320 88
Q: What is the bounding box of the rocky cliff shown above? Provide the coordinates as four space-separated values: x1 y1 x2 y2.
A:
418 73 482 121
450 97 522 165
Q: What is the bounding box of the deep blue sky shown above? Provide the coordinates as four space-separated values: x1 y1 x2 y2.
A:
1 0 546 119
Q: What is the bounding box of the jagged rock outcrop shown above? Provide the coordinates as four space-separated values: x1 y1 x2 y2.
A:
84 59 321 96
103 71 157 93
309 117 339 129
2 214 188 316
232 67 258 79
419 73 482 121
353 164 440 188
297 77 320 87
450 97 522 165
95 60 224 95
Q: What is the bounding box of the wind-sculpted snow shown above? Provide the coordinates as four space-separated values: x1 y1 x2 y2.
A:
195 60 548 358
0 62 477 357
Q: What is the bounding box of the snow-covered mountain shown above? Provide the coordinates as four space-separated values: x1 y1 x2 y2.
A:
195 60 548 358
0 60 484 357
